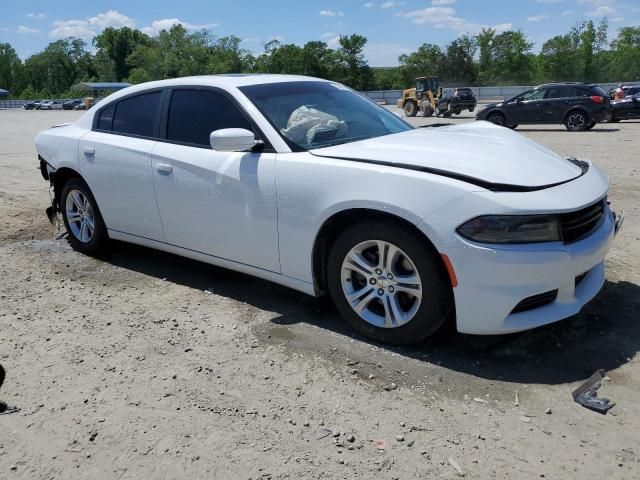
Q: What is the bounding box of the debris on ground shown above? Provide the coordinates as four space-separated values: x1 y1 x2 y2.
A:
572 370 616 415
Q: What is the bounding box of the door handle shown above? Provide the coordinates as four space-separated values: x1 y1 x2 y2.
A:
156 162 173 174
83 146 95 156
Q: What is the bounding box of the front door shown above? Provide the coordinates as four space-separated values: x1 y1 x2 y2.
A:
151 88 280 272
509 89 547 124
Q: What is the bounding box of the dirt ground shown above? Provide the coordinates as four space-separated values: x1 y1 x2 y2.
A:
0 109 639 480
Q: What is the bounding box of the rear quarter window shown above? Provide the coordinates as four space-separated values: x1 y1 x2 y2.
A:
96 104 115 131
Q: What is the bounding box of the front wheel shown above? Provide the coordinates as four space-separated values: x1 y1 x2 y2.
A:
327 221 452 344
61 178 108 254
565 111 588 131
403 101 417 117
487 112 506 126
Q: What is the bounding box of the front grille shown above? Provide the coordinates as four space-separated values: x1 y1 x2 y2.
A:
511 290 558 314
559 199 605 244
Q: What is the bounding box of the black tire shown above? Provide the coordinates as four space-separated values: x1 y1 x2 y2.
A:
507 124 519 130
421 101 433 117
564 110 588 131
487 111 506 126
404 100 417 117
585 121 596 130
327 220 453 345
60 178 108 254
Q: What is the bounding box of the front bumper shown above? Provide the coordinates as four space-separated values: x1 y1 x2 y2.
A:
451 205 618 334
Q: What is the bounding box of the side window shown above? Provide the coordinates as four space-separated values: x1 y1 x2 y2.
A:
167 89 254 147
96 104 115 130
112 91 162 137
523 89 546 101
546 86 574 99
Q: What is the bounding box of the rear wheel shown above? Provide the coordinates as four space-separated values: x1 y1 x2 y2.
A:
404 100 417 117
61 178 108 254
487 112 506 126
327 220 452 344
565 111 588 131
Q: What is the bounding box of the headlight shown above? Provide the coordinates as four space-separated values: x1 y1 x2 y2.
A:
457 215 560 244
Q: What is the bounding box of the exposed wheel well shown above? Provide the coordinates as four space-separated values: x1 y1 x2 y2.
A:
51 167 83 211
312 208 453 294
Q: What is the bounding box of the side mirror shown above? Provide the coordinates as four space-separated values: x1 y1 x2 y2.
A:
516 98 524 104
210 128 260 152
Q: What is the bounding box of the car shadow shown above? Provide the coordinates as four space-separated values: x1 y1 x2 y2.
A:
102 240 640 386
516 128 620 133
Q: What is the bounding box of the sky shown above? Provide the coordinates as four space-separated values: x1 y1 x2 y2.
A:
1 0 639 66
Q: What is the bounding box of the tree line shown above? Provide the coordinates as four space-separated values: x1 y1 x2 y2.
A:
0 19 639 99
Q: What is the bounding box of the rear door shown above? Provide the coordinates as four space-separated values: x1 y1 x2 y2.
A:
542 86 571 122
78 90 166 242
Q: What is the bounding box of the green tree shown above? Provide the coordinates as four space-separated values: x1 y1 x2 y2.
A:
0 43 24 95
93 27 151 81
22 38 93 94
336 34 371 90
610 26 640 80
441 35 477 83
476 30 534 84
538 34 580 82
398 43 444 85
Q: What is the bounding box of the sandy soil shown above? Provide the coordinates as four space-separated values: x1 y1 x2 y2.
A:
1 109 639 479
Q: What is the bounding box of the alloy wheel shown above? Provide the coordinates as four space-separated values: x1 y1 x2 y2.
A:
65 189 95 243
340 240 422 328
567 112 586 130
488 113 505 126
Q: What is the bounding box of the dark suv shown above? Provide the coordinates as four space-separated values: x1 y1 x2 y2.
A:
436 88 477 117
476 83 611 131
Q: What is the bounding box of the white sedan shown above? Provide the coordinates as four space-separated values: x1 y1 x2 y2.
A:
35 75 623 344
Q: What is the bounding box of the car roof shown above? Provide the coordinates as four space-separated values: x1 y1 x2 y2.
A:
124 74 325 92
535 82 594 89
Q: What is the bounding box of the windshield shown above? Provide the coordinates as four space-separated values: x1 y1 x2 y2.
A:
239 81 412 151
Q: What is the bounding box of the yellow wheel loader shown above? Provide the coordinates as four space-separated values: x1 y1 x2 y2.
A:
397 76 442 118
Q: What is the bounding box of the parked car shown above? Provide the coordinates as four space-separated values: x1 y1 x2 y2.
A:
608 92 640 122
63 99 82 110
40 100 63 110
23 100 42 110
35 75 622 344
436 88 477 117
608 84 640 100
476 83 611 131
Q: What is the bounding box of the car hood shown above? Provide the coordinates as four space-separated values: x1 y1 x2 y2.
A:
310 121 583 190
